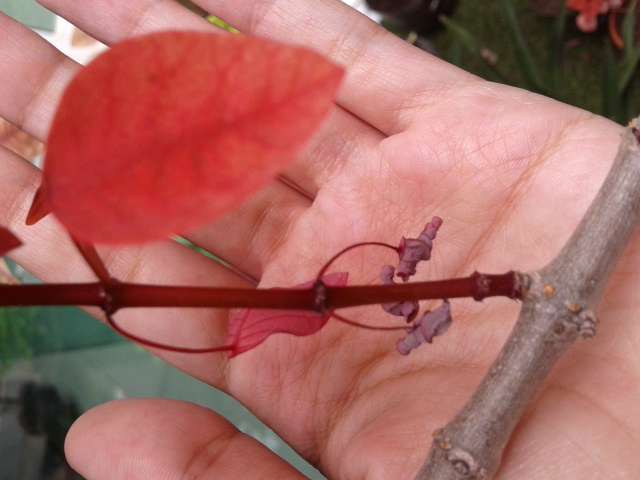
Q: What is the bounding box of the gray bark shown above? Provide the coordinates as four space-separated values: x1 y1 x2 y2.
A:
415 118 640 479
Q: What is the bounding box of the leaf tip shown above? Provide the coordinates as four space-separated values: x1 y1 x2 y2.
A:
25 185 50 226
0 227 22 256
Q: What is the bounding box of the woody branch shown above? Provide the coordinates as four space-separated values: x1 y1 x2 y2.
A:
416 119 640 479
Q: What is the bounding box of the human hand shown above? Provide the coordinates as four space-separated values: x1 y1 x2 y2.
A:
1 1 638 479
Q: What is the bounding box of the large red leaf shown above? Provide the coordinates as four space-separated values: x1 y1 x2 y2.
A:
225 272 348 357
0 227 22 256
41 31 343 244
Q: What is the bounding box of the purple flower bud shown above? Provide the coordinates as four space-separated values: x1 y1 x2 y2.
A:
380 264 395 284
396 216 442 282
380 265 419 322
397 300 451 355
397 331 422 355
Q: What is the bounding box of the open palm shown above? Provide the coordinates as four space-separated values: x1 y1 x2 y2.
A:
1 1 638 479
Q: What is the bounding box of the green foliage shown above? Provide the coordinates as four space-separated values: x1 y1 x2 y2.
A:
206 15 240 33
0 306 40 374
433 0 640 124
498 0 546 94
616 0 640 94
173 0 239 33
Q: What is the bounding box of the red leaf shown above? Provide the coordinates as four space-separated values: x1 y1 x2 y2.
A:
25 185 50 225
41 31 343 244
225 272 348 357
0 227 22 256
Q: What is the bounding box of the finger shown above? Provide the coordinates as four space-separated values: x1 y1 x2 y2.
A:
186 104 388 281
37 0 214 40
0 12 78 139
66 398 310 480
196 0 475 135
282 106 384 198
38 0 468 137
184 181 308 284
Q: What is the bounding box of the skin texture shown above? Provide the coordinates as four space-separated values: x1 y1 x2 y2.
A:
0 1 638 479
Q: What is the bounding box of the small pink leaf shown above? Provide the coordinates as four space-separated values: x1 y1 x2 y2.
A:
41 31 343 244
225 272 348 357
0 227 22 256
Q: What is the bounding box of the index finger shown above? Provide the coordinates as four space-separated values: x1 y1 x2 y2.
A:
38 0 474 136
199 0 476 134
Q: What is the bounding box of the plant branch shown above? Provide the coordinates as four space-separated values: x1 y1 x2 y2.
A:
0 271 522 312
415 119 640 479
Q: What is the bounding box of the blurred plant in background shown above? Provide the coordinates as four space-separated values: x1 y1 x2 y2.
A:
176 0 639 124
0 296 41 375
368 0 640 124
567 0 622 33
0 307 38 374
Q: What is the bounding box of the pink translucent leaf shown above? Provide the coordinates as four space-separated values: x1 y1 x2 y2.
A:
225 272 348 357
41 31 343 244
0 227 22 256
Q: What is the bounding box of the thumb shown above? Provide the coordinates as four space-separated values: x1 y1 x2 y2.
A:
65 398 310 479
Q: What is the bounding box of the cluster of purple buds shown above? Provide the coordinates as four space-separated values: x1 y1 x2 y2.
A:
380 216 452 355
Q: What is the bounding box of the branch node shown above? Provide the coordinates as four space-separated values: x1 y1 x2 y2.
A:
565 300 580 311
563 301 598 338
98 281 118 315
430 430 488 478
445 446 484 478
543 283 556 296
432 429 453 450
313 279 328 314
470 271 491 301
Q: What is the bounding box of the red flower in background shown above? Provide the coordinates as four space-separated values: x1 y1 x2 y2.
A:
567 0 622 32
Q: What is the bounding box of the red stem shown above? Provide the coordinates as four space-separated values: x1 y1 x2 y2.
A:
0 271 524 312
